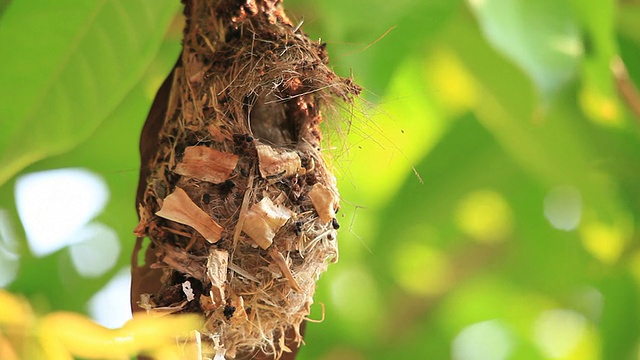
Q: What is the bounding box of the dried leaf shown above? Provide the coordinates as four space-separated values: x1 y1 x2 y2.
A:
174 146 238 184
242 197 294 249
156 187 223 243
308 183 337 224
256 143 302 179
207 249 229 308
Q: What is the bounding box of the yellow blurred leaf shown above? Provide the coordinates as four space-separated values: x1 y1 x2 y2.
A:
0 289 34 327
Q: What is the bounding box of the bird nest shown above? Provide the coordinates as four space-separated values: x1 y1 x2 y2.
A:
133 0 360 358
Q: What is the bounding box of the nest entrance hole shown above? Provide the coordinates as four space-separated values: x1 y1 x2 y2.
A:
247 89 301 148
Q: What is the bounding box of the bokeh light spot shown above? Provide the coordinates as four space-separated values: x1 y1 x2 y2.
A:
88 268 132 329
428 49 477 114
579 222 625 264
544 186 582 231
15 168 109 257
571 287 603 322
69 222 120 278
533 309 587 358
391 240 451 296
452 320 513 360
330 265 381 328
455 190 513 243
579 86 621 126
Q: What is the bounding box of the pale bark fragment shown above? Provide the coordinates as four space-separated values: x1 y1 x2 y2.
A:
174 145 239 184
256 143 302 179
308 183 337 224
207 249 229 308
156 187 223 243
242 197 294 249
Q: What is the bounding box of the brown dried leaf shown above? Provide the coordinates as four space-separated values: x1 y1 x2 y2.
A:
207 249 229 308
174 146 239 183
242 196 294 249
156 187 223 243
256 143 302 179
308 183 337 224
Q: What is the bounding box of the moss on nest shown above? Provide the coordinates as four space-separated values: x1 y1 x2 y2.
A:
133 0 360 358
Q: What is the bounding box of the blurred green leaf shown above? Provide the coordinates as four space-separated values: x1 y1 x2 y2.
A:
599 272 640 360
0 0 180 186
4 34 181 312
617 3 640 45
570 0 623 126
468 0 582 100
289 0 462 95
445 15 628 223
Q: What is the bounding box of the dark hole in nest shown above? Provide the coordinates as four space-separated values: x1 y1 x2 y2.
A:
247 90 298 147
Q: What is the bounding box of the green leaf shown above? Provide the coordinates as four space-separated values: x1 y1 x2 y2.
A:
569 0 623 125
445 18 634 264
0 0 180 186
468 0 582 100
598 272 640 359
4 33 181 313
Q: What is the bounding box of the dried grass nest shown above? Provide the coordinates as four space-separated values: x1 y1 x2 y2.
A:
133 0 360 358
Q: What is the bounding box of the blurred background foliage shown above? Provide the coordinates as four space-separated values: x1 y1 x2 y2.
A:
1 0 640 359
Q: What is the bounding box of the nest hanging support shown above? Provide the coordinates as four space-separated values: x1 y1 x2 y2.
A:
131 0 360 358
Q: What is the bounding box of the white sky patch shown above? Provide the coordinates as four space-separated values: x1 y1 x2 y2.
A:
68 222 120 278
544 185 582 231
88 268 132 329
0 209 20 287
533 309 587 358
15 168 109 257
452 320 514 360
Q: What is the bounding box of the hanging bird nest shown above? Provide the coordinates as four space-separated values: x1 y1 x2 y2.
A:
132 0 360 358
